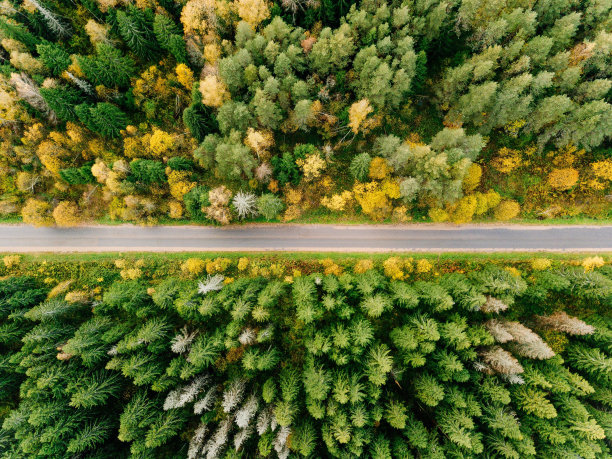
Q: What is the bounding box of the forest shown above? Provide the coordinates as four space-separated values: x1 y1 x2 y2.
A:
0 0 610 225
0 253 611 457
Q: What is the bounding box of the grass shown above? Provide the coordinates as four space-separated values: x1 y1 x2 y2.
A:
2 210 611 227
5 251 609 265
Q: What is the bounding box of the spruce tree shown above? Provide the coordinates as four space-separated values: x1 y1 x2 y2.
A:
77 44 135 89
116 7 159 60
36 43 70 76
40 86 82 122
153 14 187 63
76 103 128 138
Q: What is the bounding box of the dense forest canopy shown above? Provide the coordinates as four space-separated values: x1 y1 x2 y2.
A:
0 0 610 225
0 254 611 457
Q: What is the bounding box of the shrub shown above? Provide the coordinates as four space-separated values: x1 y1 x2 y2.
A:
429 208 449 223
181 258 206 277
368 157 391 180
257 194 284 220
21 198 53 226
53 201 82 227
494 200 521 221
350 153 372 181
462 163 482 191
548 168 579 190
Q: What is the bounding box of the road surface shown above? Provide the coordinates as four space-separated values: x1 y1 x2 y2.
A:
0 224 610 252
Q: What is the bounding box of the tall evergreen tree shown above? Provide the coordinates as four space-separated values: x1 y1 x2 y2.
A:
116 6 159 60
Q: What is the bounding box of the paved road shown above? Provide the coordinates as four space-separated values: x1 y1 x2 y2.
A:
0 224 610 252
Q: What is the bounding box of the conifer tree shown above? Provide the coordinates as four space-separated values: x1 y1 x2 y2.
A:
153 14 187 63
75 103 128 138
40 86 82 122
116 7 159 60
36 43 70 76
77 43 135 89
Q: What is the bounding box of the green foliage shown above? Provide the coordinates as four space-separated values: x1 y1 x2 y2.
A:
116 6 158 60
37 43 70 75
129 159 166 185
271 145 308 186
153 14 187 63
75 102 128 138
59 162 95 185
257 193 284 220
1 260 611 457
77 43 135 89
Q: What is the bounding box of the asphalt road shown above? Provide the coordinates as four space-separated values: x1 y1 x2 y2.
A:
0 224 610 252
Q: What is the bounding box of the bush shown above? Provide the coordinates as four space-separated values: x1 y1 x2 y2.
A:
548 168 579 190
494 200 521 221
21 198 53 226
350 153 372 181
257 193 284 220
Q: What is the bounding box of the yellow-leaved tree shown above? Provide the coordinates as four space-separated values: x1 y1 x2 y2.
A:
234 0 270 28
22 198 53 226
348 99 373 134
200 75 229 108
53 201 82 227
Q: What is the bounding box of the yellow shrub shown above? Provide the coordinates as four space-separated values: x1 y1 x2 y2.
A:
383 257 405 280
121 268 142 280
582 256 604 272
348 99 374 134
321 191 353 212
368 157 390 180
320 258 342 276
168 170 195 201
270 263 285 277
114 259 127 269
381 179 400 199
48 280 73 299
531 258 552 270
354 259 374 274
149 129 174 156
283 204 302 222
429 208 449 223
175 63 194 89
237 257 249 271
285 188 303 205
22 198 53 226
474 190 501 215
181 258 205 276
392 206 410 222
548 168 579 190
504 267 521 277
450 195 477 224
53 201 82 227
3 255 20 268
300 153 326 182
169 201 184 219
353 182 392 221
592 159 612 181
206 257 231 274
65 290 90 304
416 259 433 274
462 163 482 191
494 200 520 221
491 147 523 173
